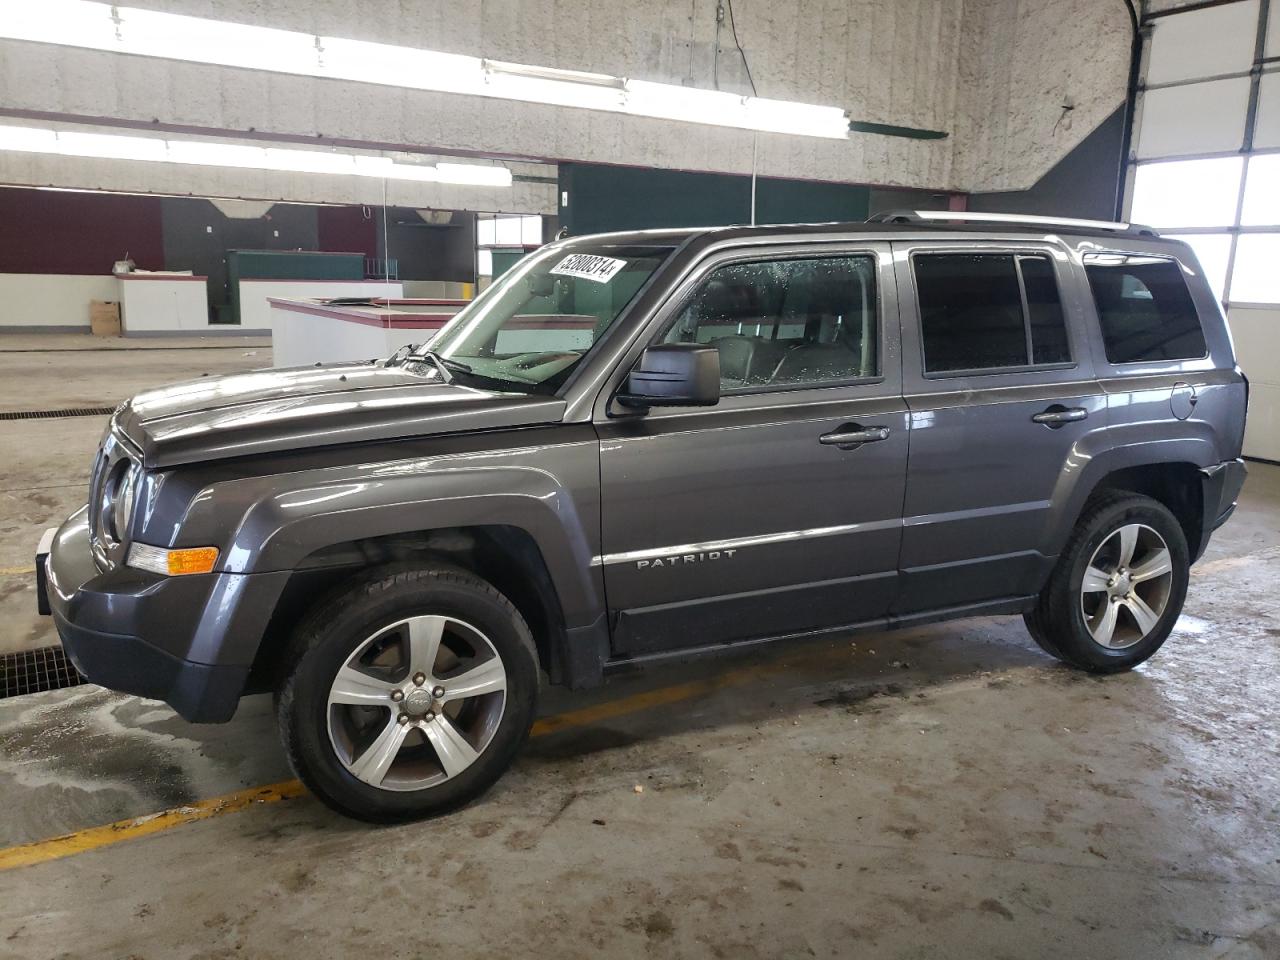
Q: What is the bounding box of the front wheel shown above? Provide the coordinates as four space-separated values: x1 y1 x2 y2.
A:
1025 493 1189 673
276 564 539 823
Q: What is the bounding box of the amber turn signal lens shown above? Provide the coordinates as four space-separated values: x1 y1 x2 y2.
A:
165 547 220 576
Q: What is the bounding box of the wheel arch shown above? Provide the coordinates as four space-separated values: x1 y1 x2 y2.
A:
247 524 577 694
1046 444 1210 563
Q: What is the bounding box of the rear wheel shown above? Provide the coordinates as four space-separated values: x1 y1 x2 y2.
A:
1025 493 1189 672
276 564 539 822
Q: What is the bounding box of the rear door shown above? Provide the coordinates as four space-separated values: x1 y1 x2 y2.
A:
595 242 909 657
892 241 1105 614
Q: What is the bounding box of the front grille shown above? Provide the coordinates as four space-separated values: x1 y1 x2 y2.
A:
0 646 86 699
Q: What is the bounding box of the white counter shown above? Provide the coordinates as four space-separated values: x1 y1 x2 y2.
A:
239 279 402 335
268 298 466 367
118 274 210 334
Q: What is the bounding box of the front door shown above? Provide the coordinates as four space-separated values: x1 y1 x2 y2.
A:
596 244 909 657
891 242 1105 613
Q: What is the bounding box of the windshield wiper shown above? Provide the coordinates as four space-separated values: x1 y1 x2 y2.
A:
414 349 473 384
384 343 420 366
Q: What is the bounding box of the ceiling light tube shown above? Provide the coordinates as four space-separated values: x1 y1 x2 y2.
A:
0 126 59 153
2 1 850 140
482 59 626 90
56 131 167 162
484 72 627 112
0 124 512 187
435 162 514 187
320 38 485 96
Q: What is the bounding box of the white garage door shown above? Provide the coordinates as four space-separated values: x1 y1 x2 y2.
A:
1128 0 1280 461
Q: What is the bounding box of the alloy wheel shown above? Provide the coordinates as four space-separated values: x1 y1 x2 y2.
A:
1079 523 1175 650
326 615 507 791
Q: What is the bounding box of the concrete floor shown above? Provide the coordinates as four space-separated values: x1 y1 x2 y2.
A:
0 337 1278 958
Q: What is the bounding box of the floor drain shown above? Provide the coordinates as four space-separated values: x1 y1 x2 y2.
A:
0 646 86 698
0 406 116 421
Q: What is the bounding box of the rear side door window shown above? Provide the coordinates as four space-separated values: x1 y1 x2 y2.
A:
662 256 878 390
913 253 1072 374
1082 254 1208 364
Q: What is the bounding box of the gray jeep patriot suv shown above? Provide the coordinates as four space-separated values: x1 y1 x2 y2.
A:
39 211 1248 822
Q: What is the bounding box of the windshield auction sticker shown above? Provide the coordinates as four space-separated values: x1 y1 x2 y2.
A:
550 254 628 284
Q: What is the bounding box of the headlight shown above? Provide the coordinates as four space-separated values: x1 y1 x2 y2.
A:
99 460 140 545
113 464 139 543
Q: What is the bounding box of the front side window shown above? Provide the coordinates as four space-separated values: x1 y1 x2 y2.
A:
1084 254 1208 363
914 253 1071 374
423 243 674 393
662 256 878 390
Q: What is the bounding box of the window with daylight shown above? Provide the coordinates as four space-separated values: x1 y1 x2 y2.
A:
476 214 543 278
1126 1 1280 306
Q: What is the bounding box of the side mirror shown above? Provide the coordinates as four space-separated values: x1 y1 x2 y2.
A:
618 344 720 408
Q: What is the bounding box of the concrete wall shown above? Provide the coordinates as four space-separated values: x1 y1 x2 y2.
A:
0 1 1134 199
0 274 117 330
968 106 1127 220
952 0 1132 193
0 0 960 191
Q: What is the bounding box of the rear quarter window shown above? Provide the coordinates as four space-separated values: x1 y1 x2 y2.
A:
1083 254 1208 364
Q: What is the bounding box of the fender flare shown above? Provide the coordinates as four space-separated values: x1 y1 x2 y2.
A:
1040 426 1219 558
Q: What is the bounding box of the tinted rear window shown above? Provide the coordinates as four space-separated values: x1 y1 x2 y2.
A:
914 253 1071 373
1084 255 1208 364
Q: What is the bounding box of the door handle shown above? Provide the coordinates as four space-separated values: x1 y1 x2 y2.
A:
1031 406 1088 427
818 425 891 447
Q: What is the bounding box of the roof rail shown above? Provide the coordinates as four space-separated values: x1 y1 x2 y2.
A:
866 209 1158 236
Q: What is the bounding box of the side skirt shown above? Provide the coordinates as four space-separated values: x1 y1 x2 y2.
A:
600 595 1037 677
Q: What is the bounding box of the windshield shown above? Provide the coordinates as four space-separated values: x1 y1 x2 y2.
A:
420 242 675 393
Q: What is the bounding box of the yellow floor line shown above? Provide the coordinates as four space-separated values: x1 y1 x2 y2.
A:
0 644 842 872
0 781 307 871
0 564 34 577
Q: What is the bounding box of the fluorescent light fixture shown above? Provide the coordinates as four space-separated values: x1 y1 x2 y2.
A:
321 37 482 95
0 124 513 187
483 59 626 90
2 0 850 140
60 130 167 162
436 163 514 187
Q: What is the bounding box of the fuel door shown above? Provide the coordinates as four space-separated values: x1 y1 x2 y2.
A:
1170 381 1198 421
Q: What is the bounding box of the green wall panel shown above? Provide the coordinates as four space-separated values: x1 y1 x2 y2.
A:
559 163 870 236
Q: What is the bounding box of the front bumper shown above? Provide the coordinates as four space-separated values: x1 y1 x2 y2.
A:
41 507 289 723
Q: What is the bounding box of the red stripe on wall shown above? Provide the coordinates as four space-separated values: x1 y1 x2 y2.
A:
0 187 164 275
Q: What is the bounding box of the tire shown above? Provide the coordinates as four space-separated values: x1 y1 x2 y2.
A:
276 563 539 823
1024 492 1189 673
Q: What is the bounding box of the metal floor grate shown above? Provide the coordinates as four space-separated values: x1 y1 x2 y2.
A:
0 646 86 699
0 406 115 421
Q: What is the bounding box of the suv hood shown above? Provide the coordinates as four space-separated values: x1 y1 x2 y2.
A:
115 361 567 468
